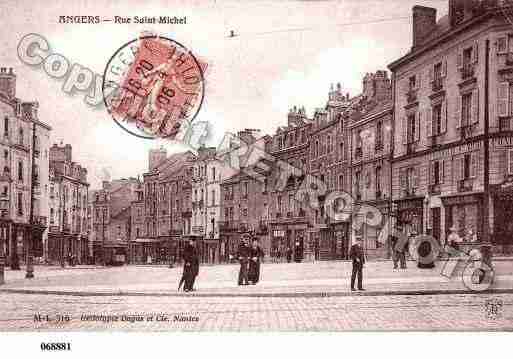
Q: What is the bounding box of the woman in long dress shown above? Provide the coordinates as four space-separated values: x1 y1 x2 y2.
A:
248 239 264 285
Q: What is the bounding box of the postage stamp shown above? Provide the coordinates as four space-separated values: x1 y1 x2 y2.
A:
103 33 207 139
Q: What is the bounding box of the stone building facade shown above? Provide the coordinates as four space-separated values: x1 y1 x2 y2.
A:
47 144 89 264
348 71 393 259
0 67 51 269
388 0 513 253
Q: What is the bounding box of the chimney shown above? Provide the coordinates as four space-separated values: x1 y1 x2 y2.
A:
412 6 437 49
0 67 16 99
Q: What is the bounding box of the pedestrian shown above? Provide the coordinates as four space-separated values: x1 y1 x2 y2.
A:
294 241 302 263
286 246 292 263
448 225 462 254
237 238 250 286
349 237 365 291
389 232 399 269
248 239 264 285
181 238 199 292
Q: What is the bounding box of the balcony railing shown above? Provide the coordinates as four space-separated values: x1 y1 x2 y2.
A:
457 178 474 193
460 63 475 80
428 183 441 195
432 77 443 92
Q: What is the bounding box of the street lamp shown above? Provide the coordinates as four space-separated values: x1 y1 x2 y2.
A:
0 183 10 285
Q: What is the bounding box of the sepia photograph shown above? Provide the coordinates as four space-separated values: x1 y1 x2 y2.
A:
0 1 512 351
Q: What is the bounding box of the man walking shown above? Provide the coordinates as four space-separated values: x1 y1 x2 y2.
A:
182 238 199 292
237 237 250 286
349 237 365 291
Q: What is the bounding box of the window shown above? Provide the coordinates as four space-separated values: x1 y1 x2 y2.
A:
211 190 215 206
434 62 443 81
263 178 268 193
50 208 54 224
408 75 416 91
33 164 39 183
461 93 472 127
1 186 7 197
3 150 7 159
375 166 382 193
407 114 417 143
18 127 23 146
277 196 282 214
3 117 8 137
430 160 445 185
508 149 513 174
339 142 344 160
406 168 415 190
464 154 471 179
242 208 248 217
315 140 319 157
327 136 331 153
356 130 362 149
17 192 22 215
433 103 442 135
376 121 383 148
355 171 361 196
17 161 23 182
338 175 344 190
212 167 216 181
463 47 473 66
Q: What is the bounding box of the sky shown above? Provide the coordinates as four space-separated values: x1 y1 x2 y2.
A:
0 0 448 189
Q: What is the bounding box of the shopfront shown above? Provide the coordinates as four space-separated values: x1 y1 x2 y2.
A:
492 178 513 253
441 193 483 243
396 198 424 237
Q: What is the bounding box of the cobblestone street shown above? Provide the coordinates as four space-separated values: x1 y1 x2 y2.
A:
1 261 513 331
1 292 512 331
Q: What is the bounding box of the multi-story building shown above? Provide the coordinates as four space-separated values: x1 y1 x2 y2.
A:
131 149 197 264
388 0 513 252
0 67 51 269
219 129 272 259
47 143 89 264
348 71 393 259
267 106 313 261
309 85 352 260
91 177 139 264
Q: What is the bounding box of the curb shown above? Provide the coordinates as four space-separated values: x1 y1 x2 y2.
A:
1 287 512 298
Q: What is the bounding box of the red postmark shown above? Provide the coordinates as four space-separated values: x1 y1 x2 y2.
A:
105 34 207 139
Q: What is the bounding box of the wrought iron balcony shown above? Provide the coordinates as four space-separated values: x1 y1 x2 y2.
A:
432 77 443 92
460 63 475 80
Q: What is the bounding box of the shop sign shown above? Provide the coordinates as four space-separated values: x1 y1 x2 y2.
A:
273 230 285 237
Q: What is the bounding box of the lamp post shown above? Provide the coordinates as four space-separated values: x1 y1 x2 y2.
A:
102 207 106 266
0 184 10 285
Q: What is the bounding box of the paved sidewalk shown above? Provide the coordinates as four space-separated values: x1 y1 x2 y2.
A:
2 259 512 297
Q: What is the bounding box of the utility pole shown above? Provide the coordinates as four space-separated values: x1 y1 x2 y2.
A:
483 39 491 244
60 186 65 268
102 206 106 266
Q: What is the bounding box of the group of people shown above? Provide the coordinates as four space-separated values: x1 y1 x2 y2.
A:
236 238 264 286
177 237 265 292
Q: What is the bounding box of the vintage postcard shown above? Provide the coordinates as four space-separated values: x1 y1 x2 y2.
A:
0 0 513 345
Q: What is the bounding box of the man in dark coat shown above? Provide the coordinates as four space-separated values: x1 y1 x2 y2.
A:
182 238 199 292
237 238 250 285
349 237 365 291
248 239 264 284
